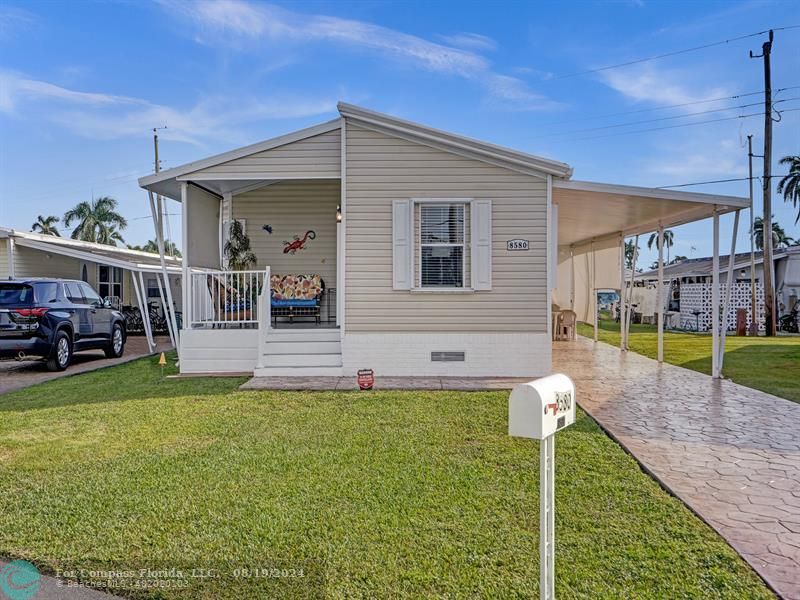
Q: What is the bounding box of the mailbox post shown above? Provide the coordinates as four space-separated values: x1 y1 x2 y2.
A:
509 373 576 600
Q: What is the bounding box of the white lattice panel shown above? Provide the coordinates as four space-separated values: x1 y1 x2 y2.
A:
679 283 764 331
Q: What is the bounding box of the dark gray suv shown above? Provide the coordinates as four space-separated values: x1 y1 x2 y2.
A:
0 279 127 371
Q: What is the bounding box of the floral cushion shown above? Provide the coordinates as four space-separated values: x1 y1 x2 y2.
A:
270 274 323 301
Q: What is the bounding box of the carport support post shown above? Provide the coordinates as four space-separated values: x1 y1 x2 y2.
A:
592 242 598 342
148 190 181 355
540 433 555 600
719 209 741 375
712 210 720 378
625 235 639 350
569 247 575 310
131 271 155 353
155 272 175 349
657 226 664 363
619 235 627 351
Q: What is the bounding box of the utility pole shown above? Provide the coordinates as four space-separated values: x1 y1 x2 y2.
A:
153 127 171 256
747 135 758 335
750 30 775 336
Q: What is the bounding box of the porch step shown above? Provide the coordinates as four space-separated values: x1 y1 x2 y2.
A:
253 365 344 377
259 328 342 371
265 329 340 343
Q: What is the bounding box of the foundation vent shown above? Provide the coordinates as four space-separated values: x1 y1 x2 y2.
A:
431 351 465 362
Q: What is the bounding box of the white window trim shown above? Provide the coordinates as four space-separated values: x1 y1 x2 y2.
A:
411 198 473 293
96 263 124 301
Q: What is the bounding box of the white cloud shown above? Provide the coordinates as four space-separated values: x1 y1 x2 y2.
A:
600 65 730 109
158 0 556 111
438 32 497 52
0 70 337 144
0 70 144 114
643 138 746 180
0 6 36 40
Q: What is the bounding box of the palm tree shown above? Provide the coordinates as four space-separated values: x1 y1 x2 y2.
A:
127 239 181 257
647 229 674 264
31 215 61 236
63 197 128 245
777 155 800 224
753 216 795 250
624 239 639 269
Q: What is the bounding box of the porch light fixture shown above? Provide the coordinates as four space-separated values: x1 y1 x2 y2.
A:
336 205 342 222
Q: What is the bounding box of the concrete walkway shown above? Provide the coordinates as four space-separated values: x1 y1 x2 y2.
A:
241 375 533 391
555 336 800 600
0 336 172 395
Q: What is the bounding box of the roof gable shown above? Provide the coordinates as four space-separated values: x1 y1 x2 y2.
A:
337 102 572 179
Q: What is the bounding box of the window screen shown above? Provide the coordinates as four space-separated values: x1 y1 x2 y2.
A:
419 204 466 288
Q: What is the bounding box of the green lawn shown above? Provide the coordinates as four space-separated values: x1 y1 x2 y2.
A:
0 355 773 598
578 320 800 403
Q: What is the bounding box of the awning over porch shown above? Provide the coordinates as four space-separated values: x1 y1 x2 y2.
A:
553 179 749 248
551 179 749 324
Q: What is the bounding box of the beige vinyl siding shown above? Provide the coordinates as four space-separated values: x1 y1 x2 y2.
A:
13 245 82 281
189 129 341 180
233 179 339 307
345 124 548 332
0 240 8 277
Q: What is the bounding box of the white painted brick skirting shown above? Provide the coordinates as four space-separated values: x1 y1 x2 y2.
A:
341 332 551 377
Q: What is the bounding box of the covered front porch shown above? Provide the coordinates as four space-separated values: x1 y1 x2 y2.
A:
138 121 345 374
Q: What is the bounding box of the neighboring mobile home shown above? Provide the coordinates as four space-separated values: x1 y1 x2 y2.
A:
0 228 182 351
139 103 749 377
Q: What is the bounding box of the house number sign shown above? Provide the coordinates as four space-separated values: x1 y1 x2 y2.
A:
507 239 530 251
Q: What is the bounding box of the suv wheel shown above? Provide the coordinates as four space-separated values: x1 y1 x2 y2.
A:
47 331 72 371
105 323 125 358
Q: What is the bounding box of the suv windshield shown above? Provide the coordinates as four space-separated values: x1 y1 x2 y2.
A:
0 283 34 306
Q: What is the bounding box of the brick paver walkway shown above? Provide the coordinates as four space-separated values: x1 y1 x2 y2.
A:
555 337 800 599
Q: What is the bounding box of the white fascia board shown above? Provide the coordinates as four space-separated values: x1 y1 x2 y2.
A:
337 102 573 178
138 119 341 190
3 227 181 265
554 179 749 208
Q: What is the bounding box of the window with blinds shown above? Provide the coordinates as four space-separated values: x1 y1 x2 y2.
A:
419 203 467 288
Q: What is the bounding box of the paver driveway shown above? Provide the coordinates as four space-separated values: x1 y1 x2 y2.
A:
555 336 800 599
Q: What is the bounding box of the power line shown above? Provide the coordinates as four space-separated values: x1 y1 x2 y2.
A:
533 97 800 139
545 107 800 143
541 86 800 126
657 174 787 189
548 25 800 80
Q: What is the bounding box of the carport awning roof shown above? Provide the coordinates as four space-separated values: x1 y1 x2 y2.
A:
553 180 750 248
0 228 182 273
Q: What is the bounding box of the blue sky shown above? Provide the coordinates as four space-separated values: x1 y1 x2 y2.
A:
1 0 798 268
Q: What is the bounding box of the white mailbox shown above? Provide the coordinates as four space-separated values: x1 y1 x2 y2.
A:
508 373 576 600
508 373 576 440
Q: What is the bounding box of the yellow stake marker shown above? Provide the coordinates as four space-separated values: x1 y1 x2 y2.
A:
158 352 167 366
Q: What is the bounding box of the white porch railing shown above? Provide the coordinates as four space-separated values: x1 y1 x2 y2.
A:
189 268 269 328
256 266 271 369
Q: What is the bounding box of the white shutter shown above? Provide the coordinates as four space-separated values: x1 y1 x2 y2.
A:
471 199 492 290
392 199 412 290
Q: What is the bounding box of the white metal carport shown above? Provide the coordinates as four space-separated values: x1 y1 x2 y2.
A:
0 228 182 353
551 180 750 379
